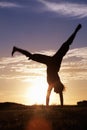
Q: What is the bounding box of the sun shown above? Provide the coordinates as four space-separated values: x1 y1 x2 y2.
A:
26 77 48 105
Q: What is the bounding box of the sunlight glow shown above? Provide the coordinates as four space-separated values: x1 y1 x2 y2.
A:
26 77 48 105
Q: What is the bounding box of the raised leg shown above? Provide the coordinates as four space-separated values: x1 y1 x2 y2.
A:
54 24 82 57
46 86 52 106
52 24 82 71
64 24 82 46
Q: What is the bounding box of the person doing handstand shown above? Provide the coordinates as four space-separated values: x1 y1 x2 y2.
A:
11 24 82 106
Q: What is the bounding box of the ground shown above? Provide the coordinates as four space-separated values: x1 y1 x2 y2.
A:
0 103 87 130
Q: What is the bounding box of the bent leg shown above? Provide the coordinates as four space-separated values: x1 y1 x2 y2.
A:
46 86 52 106
11 46 32 58
31 54 51 65
12 46 51 65
59 92 63 107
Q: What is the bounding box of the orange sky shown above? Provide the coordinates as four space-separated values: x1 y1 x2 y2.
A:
0 48 87 105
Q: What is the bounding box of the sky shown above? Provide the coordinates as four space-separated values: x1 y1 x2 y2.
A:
0 0 87 105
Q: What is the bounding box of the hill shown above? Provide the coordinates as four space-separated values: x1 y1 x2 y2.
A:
0 102 26 110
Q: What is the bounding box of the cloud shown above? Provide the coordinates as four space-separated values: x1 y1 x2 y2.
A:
0 47 87 83
60 47 87 82
0 2 22 8
38 0 87 18
0 55 46 81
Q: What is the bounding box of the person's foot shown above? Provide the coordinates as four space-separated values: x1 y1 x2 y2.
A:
76 24 82 32
11 46 16 56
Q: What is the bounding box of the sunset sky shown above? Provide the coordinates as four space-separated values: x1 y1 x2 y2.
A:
0 0 87 105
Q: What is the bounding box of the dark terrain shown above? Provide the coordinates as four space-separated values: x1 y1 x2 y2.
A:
0 102 87 130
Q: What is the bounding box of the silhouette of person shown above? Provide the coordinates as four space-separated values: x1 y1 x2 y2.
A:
11 24 82 106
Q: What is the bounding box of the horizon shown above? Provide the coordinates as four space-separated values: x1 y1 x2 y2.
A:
0 100 87 106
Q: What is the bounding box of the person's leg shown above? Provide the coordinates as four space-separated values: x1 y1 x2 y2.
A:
64 24 82 46
12 46 51 65
59 92 63 107
46 86 52 106
11 46 32 58
52 24 82 71
54 24 82 58
56 24 82 56
31 54 51 65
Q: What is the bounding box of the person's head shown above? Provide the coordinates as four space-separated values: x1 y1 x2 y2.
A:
54 81 65 93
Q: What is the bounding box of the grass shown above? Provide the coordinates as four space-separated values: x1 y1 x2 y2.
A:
0 104 87 130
